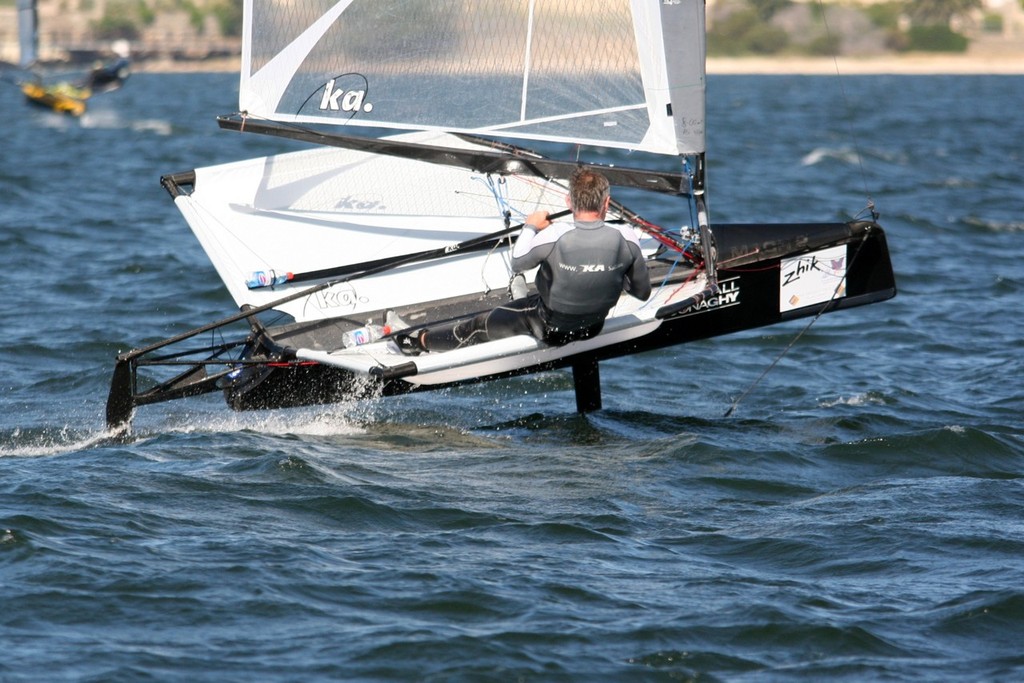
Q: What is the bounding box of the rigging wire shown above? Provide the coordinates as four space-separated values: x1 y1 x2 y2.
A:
817 0 878 221
726 6 885 416
723 228 873 417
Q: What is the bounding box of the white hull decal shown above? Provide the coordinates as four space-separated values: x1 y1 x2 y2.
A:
780 245 848 312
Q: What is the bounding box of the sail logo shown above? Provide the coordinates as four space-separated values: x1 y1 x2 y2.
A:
311 284 366 311
318 78 373 114
334 195 386 212
297 73 373 118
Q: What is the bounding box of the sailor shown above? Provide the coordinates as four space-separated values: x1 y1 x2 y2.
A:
396 168 651 354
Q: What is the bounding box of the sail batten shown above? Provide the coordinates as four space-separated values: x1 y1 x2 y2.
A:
240 0 706 156
519 0 536 124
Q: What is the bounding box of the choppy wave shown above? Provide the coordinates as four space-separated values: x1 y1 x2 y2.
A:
2 74 1023 681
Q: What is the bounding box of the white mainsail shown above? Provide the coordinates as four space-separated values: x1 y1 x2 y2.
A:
174 1 706 323
239 0 706 156
176 131 621 321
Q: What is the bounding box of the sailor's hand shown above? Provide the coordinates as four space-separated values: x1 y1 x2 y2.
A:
526 210 551 230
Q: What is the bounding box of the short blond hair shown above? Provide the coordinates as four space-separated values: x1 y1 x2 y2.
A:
569 168 610 213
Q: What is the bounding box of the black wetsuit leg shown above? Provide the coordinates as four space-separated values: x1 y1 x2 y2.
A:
423 298 545 352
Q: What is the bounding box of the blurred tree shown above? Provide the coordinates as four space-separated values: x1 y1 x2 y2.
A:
749 0 792 21
906 0 982 25
210 0 243 37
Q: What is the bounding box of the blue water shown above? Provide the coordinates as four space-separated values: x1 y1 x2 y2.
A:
2 73 1023 681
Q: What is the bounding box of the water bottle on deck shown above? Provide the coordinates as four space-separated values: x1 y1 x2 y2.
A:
246 270 293 289
342 322 392 348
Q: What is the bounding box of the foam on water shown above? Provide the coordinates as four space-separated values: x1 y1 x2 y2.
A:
0 426 115 459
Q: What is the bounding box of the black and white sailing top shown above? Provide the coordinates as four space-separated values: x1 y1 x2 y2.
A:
511 219 652 320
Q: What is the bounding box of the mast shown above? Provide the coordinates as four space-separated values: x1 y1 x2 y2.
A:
17 0 38 68
693 152 718 292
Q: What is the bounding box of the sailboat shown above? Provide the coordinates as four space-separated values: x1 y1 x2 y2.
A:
105 0 896 432
4 0 130 116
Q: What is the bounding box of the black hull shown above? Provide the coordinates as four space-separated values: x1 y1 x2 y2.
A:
221 220 896 412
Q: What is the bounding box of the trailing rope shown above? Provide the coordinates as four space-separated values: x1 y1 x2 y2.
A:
723 227 874 417
816 0 878 221
724 4 885 416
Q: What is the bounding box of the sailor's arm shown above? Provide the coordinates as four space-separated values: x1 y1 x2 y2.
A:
511 210 553 271
624 246 652 300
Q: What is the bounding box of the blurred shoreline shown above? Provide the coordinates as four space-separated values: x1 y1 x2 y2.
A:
707 53 1024 75
134 52 1024 76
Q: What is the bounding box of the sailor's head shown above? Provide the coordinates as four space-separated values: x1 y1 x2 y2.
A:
568 168 611 216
